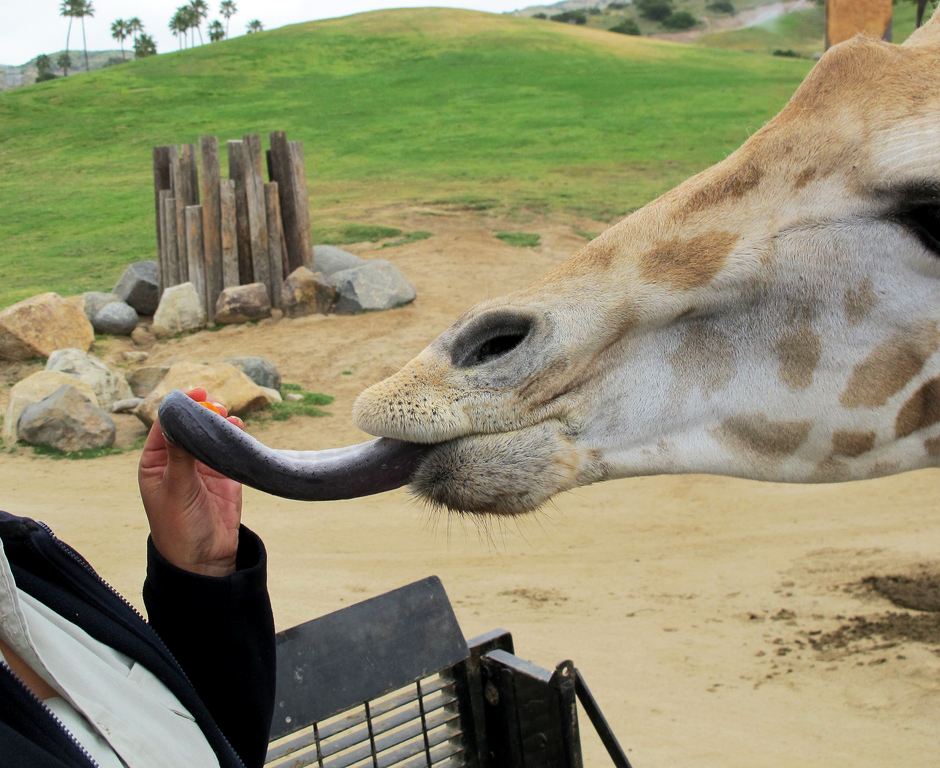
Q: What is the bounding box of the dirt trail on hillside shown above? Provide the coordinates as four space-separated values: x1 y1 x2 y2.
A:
1 207 938 768
652 0 816 44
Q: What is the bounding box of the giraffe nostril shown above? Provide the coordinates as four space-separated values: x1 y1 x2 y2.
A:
451 310 534 368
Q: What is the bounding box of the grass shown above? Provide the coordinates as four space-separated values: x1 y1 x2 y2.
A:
253 383 334 422
0 8 815 309
496 232 541 248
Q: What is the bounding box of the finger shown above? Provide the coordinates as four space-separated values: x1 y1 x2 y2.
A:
227 415 244 431
186 387 209 403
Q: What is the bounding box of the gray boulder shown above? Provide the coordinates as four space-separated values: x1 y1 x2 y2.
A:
82 292 121 322
114 261 160 315
281 267 338 317
224 357 282 391
313 245 364 276
93 301 139 336
152 282 206 337
215 283 271 325
18 385 116 452
332 260 417 314
127 365 170 398
46 348 134 411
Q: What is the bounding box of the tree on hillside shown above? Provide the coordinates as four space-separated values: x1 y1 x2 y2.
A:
170 9 189 49
35 54 58 82
246 19 263 33
58 0 78 76
74 0 95 72
208 19 226 41
635 0 674 21
135 33 157 58
220 0 237 37
56 51 72 76
127 17 144 44
111 18 130 60
190 0 209 45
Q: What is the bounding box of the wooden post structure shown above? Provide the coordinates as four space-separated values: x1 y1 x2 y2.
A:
289 139 313 270
220 178 240 289
269 131 312 273
227 140 253 285
200 136 223 324
243 134 270 291
185 205 207 314
162 196 181 288
264 182 284 309
152 146 173 264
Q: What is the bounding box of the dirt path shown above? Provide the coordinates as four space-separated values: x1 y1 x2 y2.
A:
651 0 815 44
2 207 938 767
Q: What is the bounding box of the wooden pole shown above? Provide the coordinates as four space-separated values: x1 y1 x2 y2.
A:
264 182 284 309
268 131 305 273
163 196 181 288
289 140 313 270
157 190 171 294
182 143 200 205
220 179 240 289
227 140 253 285
185 205 207 316
200 136 223 325
152 146 173 259
170 151 189 282
243 134 270 292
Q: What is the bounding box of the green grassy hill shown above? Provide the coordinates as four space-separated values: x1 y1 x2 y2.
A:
0 8 813 308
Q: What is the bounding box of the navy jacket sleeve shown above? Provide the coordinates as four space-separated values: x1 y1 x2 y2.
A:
142 525 276 768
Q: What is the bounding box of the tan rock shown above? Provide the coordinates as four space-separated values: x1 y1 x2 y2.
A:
152 283 206 338
0 293 94 361
3 370 99 445
281 267 338 318
134 361 270 427
18 385 115 453
215 283 271 325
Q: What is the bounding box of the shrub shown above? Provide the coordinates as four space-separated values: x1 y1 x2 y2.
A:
550 10 588 24
609 19 642 35
533 12 547 18
772 48 802 57
662 11 700 28
35 71 58 82
635 0 675 21
706 1 736 13
607 2 629 8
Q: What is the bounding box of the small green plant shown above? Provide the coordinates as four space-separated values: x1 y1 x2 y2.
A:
706 1 736 14
609 19 642 35
29 443 130 460
772 49 802 58
256 384 335 422
380 231 433 248
496 232 541 248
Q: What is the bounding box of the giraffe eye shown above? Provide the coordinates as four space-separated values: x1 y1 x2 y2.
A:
895 203 940 256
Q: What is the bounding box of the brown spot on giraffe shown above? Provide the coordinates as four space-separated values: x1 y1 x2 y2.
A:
776 321 821 390
844 279 877 326
716 414 813 461
794 166 817 190
684 160 763 213
924 436 940 457
638 231 740 291
669 321 736 395
831 430 876 458
809 457 851 483
841 323 940 408
896 377 940 439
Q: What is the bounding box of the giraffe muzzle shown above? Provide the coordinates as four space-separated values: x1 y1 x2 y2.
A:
157 389 430 501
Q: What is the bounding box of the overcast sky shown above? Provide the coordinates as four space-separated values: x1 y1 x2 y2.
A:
0 1 529 65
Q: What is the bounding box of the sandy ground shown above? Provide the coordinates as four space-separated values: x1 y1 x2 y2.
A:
2 207 939 767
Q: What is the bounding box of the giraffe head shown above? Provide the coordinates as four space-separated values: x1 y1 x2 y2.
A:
353 13 940 515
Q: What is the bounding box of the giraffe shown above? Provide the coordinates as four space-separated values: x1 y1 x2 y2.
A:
160 9 940 516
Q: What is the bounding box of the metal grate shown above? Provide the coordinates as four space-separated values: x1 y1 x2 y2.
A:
265 672 468 768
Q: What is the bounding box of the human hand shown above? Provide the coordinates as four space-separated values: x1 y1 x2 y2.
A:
138 387 246 577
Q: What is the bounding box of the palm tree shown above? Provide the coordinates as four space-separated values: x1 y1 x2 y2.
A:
127 17 144 44
134 33 157 58
246 19 263 33
58 0 77 76
56 51 72 76
75 0 95 72
220 0 236 38
190 0 209 44
111 19 129 60
208 19 225 41
170 9 189 49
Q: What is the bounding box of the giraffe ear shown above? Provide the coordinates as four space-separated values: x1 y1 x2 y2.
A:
902 4 940 47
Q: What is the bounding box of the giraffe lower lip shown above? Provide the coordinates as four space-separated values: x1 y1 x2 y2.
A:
157 389 431 501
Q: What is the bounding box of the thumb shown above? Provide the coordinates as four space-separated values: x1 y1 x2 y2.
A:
162 438 199 494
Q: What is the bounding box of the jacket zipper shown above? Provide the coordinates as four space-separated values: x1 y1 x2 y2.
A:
0 662 100 768
35 521 248 768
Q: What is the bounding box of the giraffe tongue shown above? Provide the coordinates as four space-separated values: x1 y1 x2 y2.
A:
157 389 429 501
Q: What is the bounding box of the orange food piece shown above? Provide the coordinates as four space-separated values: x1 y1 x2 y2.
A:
197 400 226 417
